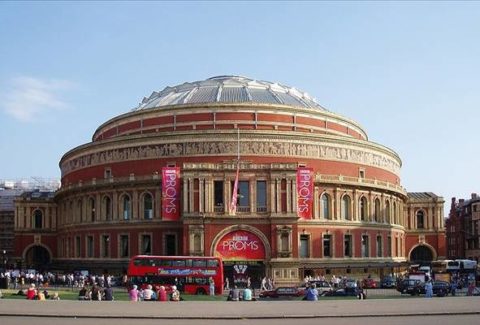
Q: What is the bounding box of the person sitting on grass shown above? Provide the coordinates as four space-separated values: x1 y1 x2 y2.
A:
78 286 90 300
26 283 37 300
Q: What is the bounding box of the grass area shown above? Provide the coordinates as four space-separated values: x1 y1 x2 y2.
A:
0 288 227 301
0 287 415 301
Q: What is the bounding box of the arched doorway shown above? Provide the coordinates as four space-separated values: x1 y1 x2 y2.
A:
213 227 270 289
24 245 51 269
409 245 434 263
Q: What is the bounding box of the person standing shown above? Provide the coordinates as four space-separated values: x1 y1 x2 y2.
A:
305 283 319 301
425 280 433 298
224 277 230 291
209 277 215 296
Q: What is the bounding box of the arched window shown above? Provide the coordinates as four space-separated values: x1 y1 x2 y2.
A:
416 210 425 229
385 200 391 224
320 193 331 220
89 197 96 222
374 198 381 222
69 201 74 223
77 199 83 222
103 196 112 221
122 195 131 220
341 195 351 220
143 193 153 219
360 197 368 221
34 209 43 229
393 202 397 224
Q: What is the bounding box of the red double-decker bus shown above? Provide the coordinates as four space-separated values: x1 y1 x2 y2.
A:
127 255 224 295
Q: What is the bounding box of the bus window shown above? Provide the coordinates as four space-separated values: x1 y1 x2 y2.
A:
207 259 219 267
193 260 206 267
159 259 171 267
172 260 186 267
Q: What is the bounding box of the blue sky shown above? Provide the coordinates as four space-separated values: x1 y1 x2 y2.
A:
1 1 479 210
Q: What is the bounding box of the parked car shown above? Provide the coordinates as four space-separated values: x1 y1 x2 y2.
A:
323 287 358 297
396 279 422 295
362 278 377 289
343 278 358 289
304 280 333 295
259 287 303 299
417 281 451 297
380 276 396 288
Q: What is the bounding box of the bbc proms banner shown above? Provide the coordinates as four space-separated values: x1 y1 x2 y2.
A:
162 167 180 221
297 167 313 219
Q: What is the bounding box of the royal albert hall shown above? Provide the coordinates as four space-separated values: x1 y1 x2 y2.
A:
14 76 446 286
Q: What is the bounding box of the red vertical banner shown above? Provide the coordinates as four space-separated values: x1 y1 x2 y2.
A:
297 167 313 219
162 167 181 221
229 163 240 216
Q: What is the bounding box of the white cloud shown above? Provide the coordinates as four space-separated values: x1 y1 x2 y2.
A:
1 76 74 122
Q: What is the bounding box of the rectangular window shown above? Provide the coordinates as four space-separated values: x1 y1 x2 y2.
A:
300 234 310 258
165 234 177 256
214 181 224 212
232 180 250 212
359 169 365 179
86 235 94 258
281 232 289 252
396 237 400 257
120 235 129 258
376 236 382 257
101 235 110 258
361 235 369 257
344 234 352 257
256 180 267 212
75 236 81 258
141 234 152 255
323 234 332 257
387 235 392 257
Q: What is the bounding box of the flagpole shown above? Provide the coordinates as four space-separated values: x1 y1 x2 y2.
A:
237 127 240 162
229 127 240 216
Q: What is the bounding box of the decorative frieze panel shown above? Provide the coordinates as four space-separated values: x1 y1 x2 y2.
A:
62 138 401 176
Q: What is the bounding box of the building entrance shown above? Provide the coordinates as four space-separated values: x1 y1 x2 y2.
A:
25 245 50 269
223 260 265 289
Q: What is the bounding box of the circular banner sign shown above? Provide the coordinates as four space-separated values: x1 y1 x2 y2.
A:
215 230 266 260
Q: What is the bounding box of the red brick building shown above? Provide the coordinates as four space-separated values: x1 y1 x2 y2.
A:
446 194 480 261
13 76 445 285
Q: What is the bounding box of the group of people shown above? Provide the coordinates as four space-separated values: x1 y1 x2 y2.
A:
1 269 119 290
128 284 181 302
78 284 114 301
227 286 253 301
25 283 60 300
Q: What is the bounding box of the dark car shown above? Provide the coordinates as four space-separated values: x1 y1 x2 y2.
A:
362 278 377 289
259 287 303 299
417 281 451 297
396 279 422 295
380 276 396 288
323 287 358 297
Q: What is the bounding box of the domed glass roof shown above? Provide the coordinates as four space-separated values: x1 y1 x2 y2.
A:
132 75 328 111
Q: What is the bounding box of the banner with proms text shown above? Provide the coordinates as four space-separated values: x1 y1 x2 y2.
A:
162 167 181 221
297 167 313 219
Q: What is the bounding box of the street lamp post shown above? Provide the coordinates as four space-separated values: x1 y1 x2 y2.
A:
2 250 6 271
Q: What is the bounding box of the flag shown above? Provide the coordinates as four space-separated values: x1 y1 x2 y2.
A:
229 162 240 215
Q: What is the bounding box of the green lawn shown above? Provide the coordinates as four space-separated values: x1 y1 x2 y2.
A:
0 288 226 301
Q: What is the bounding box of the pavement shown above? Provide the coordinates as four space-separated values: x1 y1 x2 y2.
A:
0 297 479 319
